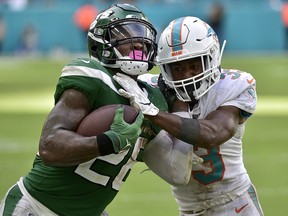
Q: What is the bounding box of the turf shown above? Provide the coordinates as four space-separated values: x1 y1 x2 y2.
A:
0 54 287 215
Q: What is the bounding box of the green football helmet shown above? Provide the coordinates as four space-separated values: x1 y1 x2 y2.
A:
87 3 157 75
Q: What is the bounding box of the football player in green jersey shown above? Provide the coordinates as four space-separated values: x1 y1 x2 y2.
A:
0 3 167 216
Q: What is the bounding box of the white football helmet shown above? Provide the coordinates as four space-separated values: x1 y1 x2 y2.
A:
156 16 226 101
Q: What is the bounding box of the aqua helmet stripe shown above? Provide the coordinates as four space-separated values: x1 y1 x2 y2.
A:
171 17 185 54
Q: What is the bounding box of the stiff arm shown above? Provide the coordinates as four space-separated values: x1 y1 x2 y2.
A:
143 130 194 186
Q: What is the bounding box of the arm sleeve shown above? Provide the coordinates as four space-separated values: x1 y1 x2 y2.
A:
143 130 193 186
218 71 257 115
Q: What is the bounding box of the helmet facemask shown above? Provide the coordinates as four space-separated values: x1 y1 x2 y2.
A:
111 20 156 75
161 54 220 101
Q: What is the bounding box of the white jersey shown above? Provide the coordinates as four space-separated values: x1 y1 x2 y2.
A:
139 69 257 212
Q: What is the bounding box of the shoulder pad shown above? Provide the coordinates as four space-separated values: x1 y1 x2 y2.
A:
66 58 107 71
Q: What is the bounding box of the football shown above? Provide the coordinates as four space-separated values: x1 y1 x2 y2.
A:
77 104 139 136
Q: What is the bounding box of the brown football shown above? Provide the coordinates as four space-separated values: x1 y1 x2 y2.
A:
77 104 139 136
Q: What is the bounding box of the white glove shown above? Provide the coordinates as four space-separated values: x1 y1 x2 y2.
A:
113 73 159 116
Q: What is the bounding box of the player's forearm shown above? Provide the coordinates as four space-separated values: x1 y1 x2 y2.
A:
146 111 200 145
147 112 224 149
39 129 101 166
146 111 182 137
143 130 192 186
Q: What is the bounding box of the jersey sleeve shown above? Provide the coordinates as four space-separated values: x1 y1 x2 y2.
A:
143 130 193 186
216 70 257 116
54 58 120 108
55 74 101 106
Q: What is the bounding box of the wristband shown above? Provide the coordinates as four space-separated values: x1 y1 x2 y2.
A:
179 117 200 146
97 134 115 156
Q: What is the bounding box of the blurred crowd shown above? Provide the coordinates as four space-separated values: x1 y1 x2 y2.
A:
0 0 287 55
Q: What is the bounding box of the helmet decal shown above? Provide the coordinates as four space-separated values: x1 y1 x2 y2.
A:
171 17 185 56
198 21 219 43
206 26 219 44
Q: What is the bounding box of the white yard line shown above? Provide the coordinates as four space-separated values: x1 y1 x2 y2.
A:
257 187 288 197
255 97 288 116
0 138 36 152
0 92 54 114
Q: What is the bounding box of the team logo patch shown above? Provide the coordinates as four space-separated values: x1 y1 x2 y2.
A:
247 86 256 99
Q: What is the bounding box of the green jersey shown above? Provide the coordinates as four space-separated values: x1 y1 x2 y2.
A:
23 58 168 216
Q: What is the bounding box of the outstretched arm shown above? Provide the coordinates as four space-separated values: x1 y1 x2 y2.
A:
143 130 195 186
113 72 243 149
146 105 242 149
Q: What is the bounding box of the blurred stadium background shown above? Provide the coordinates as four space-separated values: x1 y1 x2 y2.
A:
0 0 288 216
0 0 287 54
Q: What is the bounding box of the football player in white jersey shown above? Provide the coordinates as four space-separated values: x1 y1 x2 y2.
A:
114 16 264 216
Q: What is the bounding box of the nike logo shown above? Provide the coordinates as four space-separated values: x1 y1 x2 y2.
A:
235 203 249 213
247 78 254 84
81 60 90 64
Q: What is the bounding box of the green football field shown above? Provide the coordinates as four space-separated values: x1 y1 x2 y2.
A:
0 54 287 215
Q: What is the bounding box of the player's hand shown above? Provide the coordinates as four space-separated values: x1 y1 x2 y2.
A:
191 153 204 165
113 73 159 116
104 106 144 153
